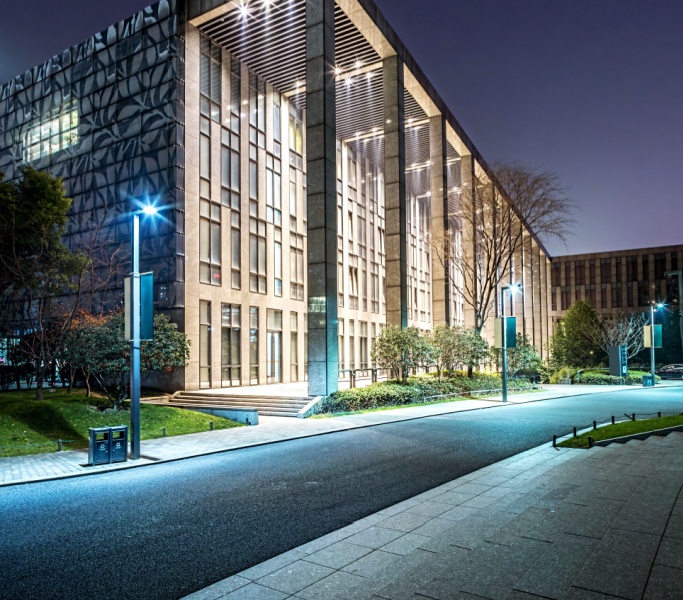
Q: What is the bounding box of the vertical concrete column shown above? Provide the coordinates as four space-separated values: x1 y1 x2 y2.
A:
461 154 477 330
306 0 338 397
430 115 449 326
383 55 408 328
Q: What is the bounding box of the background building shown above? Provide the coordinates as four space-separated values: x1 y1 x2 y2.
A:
548 245 683 362
0 0 553 395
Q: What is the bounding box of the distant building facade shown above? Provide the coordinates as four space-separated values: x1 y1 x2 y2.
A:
0 0 553 395
548 245 683 319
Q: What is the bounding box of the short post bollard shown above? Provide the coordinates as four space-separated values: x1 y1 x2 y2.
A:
553 435 557 448
57 439 63 452
588 436 594 448
658 412 661 418
593 421 597 430
573 427 577 437
210 421 214 431
162 427 166 438
632 413 636 421
611 416 615 425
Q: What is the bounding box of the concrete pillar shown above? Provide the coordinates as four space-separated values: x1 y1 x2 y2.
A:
461 154 476 331
430 115 449 326
383 55 408 328
306 0 338 397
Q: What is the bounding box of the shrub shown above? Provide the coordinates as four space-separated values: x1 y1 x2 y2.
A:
577 369 660 385
318 373 534 414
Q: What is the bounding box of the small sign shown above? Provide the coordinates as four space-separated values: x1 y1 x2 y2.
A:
494 317 517 349
124 273 154 341
643 325 663 349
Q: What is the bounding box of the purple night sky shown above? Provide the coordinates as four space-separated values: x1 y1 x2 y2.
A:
0 0 681 257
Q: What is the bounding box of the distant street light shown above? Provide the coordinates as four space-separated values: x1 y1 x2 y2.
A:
649 302 665 386
501 284 521 403
129 203 158 460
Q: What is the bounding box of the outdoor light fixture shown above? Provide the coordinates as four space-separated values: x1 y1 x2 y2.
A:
500 284 521 403
128 203 159 460
239 3 250 19
648 302 665 386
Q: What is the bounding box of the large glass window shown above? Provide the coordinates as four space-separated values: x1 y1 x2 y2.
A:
200 301 211 388
266 154 282 225
249 218 267 294
250 307 259 385
200 34 221 122
274 228 282 298
24 100 79 162
266 310 282 384
221 304 241 387
290 233 304 301
290 312 298 382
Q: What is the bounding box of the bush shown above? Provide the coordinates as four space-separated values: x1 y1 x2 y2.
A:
318 373 534 414
577 369 660 385
550 367 577 383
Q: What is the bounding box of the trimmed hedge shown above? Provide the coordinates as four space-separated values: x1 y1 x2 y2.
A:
318 374 534 414
578 370 660 385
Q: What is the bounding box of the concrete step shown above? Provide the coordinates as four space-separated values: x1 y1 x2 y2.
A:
169 392 314 418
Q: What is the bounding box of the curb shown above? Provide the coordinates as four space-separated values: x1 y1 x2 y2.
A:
0 385 647 488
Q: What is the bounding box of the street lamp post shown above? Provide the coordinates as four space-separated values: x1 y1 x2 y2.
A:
501 284 520 403
129 205 157 460
649 302 664 387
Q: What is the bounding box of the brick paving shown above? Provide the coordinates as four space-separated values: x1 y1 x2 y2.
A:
183 432 683 600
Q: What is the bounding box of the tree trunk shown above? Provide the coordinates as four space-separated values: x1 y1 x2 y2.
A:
35 372 44 401
85 372 91 397
467 365 473 378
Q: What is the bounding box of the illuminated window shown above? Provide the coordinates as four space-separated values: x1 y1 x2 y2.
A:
24 101 79 162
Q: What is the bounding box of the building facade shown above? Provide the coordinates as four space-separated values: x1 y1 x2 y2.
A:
0 0 553 395
548 245 683 318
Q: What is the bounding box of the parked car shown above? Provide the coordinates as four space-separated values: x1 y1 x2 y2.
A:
656 364 683 379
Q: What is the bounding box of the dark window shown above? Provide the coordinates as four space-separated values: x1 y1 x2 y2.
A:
589 260 596 284
600 258 612 284
655 253 666 280
575 261 586 286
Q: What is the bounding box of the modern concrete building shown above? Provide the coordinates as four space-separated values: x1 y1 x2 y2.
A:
0 0 553 396
548 245 683 318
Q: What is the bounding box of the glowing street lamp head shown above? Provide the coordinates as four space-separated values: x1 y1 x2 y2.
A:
141 204 158 217
656 302 665 309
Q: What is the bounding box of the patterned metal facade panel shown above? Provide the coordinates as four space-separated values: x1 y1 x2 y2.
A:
0 0 186 312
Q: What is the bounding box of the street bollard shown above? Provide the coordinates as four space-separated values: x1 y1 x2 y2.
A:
658 412 661 418
210 421 214 431
611 416 615 425
593 421 597 430
553 435 557 448
162 427 166 437
57 439 63 452
588 436 594 448
573 427 577 437
632 413 636 422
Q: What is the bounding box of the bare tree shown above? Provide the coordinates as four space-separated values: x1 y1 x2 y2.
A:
434 161 574 333
593 312 646 359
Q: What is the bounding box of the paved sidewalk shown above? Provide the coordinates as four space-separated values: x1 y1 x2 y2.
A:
184 431 683 600
0 385 650 486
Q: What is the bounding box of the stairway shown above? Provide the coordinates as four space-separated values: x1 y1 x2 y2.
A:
170 391 315 418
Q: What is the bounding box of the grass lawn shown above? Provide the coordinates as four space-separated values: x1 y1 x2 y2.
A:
0 389 243 457
559 413 683 449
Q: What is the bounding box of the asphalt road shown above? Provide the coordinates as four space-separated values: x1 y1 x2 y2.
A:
1 387 682 599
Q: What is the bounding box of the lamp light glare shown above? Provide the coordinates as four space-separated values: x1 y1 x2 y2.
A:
142 204 158 216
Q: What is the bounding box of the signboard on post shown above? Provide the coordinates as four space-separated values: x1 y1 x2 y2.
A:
643 325 663 349
124 273 154 341
608 345 628 377
494 317 517 349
